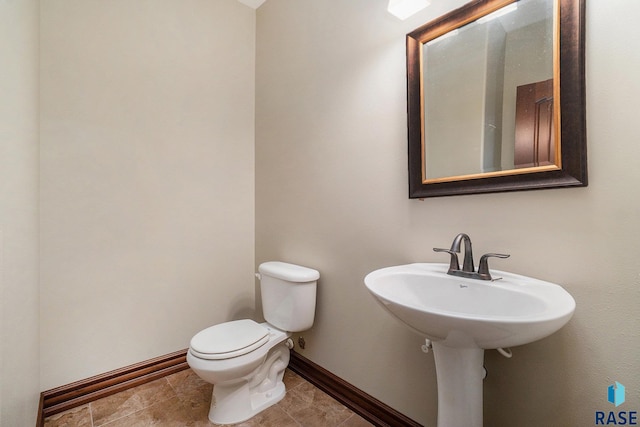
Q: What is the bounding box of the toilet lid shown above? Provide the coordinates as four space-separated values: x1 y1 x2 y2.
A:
190 319 269 360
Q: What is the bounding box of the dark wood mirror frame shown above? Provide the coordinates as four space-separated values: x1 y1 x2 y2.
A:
407 0 587 198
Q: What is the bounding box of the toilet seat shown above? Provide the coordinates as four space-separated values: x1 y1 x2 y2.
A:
190 319 270 360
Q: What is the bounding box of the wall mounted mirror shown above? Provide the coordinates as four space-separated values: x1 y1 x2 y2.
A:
407 0 586 198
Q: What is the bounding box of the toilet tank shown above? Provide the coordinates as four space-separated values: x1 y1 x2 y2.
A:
258 261 319 332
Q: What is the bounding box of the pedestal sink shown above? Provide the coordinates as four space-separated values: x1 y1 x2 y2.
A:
364 263 575 427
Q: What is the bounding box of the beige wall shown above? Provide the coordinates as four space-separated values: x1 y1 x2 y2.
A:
40 0 256 389
256 0 640 426
0 0 40 425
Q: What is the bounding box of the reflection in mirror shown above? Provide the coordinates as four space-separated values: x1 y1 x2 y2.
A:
407 0 587 198
423 0 555 180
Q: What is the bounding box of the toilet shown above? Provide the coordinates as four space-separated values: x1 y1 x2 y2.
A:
187 261 319 425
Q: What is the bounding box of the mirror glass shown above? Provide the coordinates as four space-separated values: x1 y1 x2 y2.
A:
424 0 555 181
407 0 587 198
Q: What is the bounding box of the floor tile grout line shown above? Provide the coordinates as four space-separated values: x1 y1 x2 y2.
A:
279 376 357 427
336 413 357 427
275 403 303 427
89 403 95 427
92 404 139 427
92 378 180 427
276 398 302 427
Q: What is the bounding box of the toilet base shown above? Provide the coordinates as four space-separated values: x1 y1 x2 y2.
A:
208 343 290 425
209 380 285 425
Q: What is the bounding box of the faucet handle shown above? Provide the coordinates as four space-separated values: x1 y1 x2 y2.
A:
477 253 510 279
433 248 460 272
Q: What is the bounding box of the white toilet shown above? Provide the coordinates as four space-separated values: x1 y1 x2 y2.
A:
187 261 319 425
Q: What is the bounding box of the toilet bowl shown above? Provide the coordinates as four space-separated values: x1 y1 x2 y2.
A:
187 320 291 424
187 261 319 425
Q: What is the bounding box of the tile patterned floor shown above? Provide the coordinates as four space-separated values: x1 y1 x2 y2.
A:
44 369 375 427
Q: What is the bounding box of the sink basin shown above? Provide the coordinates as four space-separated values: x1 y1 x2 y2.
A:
365 263 575 349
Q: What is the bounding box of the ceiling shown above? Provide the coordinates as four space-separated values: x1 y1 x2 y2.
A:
237 0 267 9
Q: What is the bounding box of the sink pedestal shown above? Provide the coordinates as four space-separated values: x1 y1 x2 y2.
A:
432 342 484 427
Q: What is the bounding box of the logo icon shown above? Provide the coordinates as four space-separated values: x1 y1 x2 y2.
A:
608 382 626 407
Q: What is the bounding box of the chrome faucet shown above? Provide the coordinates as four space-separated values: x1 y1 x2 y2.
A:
434 233 510 281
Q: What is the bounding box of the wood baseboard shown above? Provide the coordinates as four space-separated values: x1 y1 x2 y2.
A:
37 349 189 426
37 349 421 427
289 351 422 427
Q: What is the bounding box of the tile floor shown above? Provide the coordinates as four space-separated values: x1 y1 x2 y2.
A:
44 368 375 427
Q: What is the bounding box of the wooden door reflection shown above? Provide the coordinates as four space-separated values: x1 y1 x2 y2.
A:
515 78 555 168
